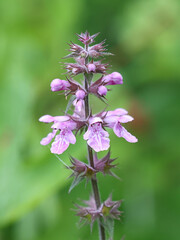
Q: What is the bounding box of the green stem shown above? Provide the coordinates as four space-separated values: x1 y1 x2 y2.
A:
84 70 106 240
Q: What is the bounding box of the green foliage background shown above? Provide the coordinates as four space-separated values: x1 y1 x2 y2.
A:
0 0 180 239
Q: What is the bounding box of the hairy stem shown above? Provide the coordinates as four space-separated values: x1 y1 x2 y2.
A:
84 72 106 240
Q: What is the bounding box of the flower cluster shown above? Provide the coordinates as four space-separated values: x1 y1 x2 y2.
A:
75 195 122 227
39 31 138 239
69 151 117 183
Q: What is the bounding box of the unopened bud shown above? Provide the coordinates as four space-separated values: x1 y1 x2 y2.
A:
103 72 123 85
76 90 86 100
97 85 107 96
88 63 96 72
50 79 70 91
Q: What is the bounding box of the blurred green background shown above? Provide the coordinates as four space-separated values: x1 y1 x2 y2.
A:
0 0 180 239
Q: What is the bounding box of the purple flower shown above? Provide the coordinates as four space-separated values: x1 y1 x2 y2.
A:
39 114 77 154
104 108 138 143
84 117 110 152
97 85 107 96
102 72 123 85
50 79 70 91
51 128 76 154
40 129 57 145
87 63 96 72
75 89 86 100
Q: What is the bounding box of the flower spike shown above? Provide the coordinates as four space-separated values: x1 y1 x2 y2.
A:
39 31 138 239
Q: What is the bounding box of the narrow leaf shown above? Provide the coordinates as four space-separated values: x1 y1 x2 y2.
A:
68 173 84 193
65 95 76 114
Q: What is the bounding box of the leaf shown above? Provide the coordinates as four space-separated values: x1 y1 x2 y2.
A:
68 173 84 193
65 95 76 114
104 218 114 239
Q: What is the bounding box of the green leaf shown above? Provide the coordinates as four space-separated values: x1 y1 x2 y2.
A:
104 218 114 239
65 95 76 114
68 173 84 193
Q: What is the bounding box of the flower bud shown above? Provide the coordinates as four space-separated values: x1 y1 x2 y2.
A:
103 72 123 85
50 79 70 91
97 85 107 96
75 89 86 100
87 63 96 72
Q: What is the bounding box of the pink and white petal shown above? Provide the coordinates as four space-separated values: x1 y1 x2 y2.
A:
87 135 110 152
83 127 92 140
89 117 103 125
106 108 128 117
113 123 138 143
64 129 76 144
101 127 109 137
50 134 70 154
40 130 57 145
53 116 70 122
118 115 134 123
51 121 77 130
39 115 54 123
104 116 119 124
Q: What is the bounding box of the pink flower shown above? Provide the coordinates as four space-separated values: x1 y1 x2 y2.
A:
87 63 96 72
51 128 76 154
40 129 57 145
97 85 107 96
75 89 86 100
102 72 123 85
39 114 77 154
84 118 110 152
104 108 138 143
50 79 70 91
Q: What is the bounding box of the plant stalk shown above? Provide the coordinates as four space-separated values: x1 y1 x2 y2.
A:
84 72 106 240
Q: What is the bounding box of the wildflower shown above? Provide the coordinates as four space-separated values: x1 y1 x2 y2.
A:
84 117 110 152
50 79 70 91
75 89 86 100
97 85 107 96
103 108 138 143
102 72 123 85
87 63 96 72
39 115 77 154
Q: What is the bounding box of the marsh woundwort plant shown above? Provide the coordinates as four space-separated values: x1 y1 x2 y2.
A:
39 32 138 240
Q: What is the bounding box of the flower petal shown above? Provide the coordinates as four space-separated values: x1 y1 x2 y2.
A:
113 123 138 143
118 115 134 123
40 130 57 145
84 123 110 152
51 134 69 154
50 129 76 154
65 129 76 144
39 115 54 123
87 136 110 152
106 108 128 117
